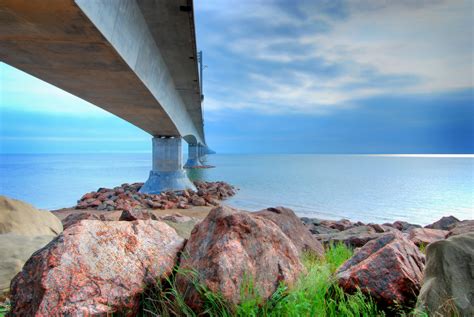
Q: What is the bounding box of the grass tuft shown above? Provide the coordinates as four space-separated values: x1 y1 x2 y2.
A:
418 243 427 254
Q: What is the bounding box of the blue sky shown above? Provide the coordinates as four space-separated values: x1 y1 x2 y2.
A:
1 0 473 154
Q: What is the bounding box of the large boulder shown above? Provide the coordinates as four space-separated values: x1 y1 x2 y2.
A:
0 195 62 236
0 196 63 296
416 233 474 316
425 215 459 230
9 220 184 316
447 220 474 237
408 228 448 247
337 232 425 309
0 234 55 294
177 206 304 311
254 207 324 258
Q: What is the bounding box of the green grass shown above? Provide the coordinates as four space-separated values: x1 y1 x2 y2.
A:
418 243 427 254
0 305 9 317
141 243 385 316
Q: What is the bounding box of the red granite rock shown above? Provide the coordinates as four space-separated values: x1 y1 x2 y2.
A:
323 219 355 231
447 220 474 237
119 209 157 221
191 195 206 206
62 212 102 230
89 199 102 207
74 181 236 212
408 228 448 247
80 192 96 200
254 206 324 258
176 201 189 209
163 201 176 209
203 194 220 206
9 220 184 316
177 206 304 311
337 232 425 309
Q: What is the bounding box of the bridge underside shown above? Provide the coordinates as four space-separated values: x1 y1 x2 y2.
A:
0 0 209 192
0 0 204 143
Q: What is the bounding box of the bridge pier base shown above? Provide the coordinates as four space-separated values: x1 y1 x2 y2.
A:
139 136 196 194
184 144 203 168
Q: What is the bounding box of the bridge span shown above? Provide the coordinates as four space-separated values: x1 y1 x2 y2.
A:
0 0 209 193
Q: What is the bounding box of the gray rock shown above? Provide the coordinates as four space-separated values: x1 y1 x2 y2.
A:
416 233 474 316
300 217 324 226
425 216 460 230
314 225 385 248
0 234 56 295
308 225 340 235
0 195 63 236
383 220 421 233
96 203 108 211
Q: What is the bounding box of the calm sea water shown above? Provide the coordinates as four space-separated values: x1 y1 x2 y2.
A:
0 154 472 225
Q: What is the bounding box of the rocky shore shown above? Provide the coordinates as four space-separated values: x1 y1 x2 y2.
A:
0 182 473 316
74 181 236 211
301 215 472 248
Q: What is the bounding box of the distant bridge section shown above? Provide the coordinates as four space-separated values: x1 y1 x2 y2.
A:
0 0 209 192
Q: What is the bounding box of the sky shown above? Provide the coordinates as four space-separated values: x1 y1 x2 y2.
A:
1 0 473 154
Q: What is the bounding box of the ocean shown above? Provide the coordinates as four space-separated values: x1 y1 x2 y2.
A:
1 153 472 225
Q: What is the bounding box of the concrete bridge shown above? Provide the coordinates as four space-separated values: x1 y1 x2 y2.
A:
0 0 209 193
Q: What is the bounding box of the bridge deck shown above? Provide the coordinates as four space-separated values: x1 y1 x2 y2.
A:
0 0 204 144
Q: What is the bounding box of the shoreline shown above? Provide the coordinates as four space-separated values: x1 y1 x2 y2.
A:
51 205 213 222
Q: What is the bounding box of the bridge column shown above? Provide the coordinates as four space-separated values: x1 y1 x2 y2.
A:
184 143 203 168
197 144 206 162
139 136 196 194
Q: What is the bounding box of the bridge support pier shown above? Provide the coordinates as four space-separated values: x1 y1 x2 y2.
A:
197 144 206 163
184 143 203 168
139 136 196 194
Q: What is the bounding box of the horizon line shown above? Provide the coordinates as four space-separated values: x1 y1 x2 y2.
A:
1 152 473 158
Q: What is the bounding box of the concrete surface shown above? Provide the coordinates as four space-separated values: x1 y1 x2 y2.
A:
139 137 195 193
184 143 203 168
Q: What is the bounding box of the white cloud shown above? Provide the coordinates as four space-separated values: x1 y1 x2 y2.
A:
199 0 473 114
308 0 473 93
